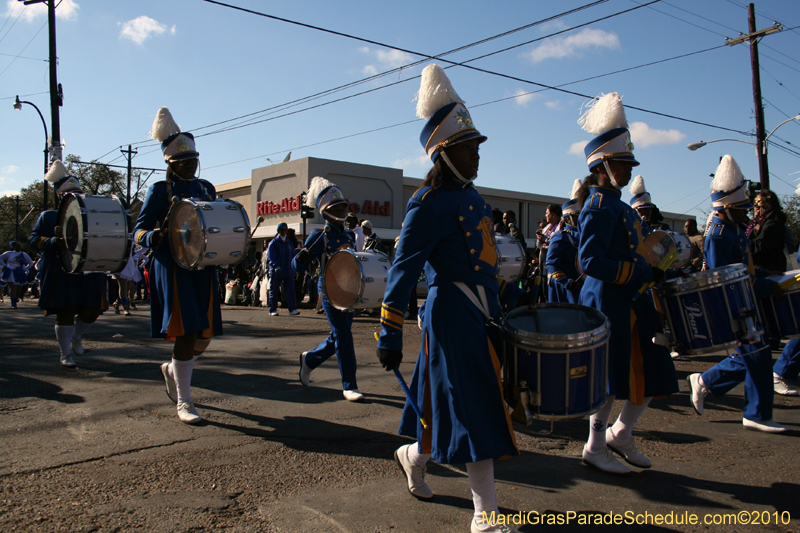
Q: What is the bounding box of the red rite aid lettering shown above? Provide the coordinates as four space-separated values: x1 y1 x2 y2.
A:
349 201 391 216
257 195 301 215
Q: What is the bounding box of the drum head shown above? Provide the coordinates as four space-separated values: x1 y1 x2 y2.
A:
324 251 362 310
168 200 204 269
56 193 86 273
643 230 674 267
504 304 609 351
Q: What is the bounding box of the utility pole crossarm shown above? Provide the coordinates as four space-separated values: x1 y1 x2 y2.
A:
725 23 782 45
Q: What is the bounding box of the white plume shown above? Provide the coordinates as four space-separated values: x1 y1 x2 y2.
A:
577 92 628 135
711 155 744 192
45 160 69 183
415 64 463 120
569 178 582 200
630 175 646 196
149 106 181 142
306 176 336 208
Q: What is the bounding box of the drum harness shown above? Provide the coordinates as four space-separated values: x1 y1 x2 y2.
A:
453 282 501 331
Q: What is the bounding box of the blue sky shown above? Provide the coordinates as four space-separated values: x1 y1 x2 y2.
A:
3 0 800 222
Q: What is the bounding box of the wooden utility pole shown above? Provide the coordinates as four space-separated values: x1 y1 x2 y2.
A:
726 3 782 190
121 145 138 206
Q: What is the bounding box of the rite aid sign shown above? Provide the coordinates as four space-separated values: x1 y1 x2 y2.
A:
257 195 390 217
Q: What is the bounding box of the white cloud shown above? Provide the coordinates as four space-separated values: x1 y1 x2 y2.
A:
360 46 414 75
545 100 562 110
392 152 430 170
524 28 620 64
540 20 567 32
119 16 171 45
513 89 535 107
569 140 589 156
2 165 19 174
6 0 79 22
629 121 685 148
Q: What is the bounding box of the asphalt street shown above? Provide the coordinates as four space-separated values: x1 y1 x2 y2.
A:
1 299 799 533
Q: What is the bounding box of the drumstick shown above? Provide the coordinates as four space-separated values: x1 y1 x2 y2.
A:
779 273 800 290
374 332 428 429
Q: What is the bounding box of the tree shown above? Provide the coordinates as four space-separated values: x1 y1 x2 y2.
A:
0 155 145 255
782 193 800 251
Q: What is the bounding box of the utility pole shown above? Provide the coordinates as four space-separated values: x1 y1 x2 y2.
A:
726 3 782 191
15 196 20 242
121 145 138 206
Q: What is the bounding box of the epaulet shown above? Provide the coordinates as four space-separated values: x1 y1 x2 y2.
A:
411 186 435 203
587 191 603 209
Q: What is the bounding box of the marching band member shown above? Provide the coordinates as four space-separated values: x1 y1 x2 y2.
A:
629 175 654 228
29 161 107 368
266 222 299 316
773 338 800 396
686 156 788 432
133 107 223 425
545 179 583 304
294 177 363 402
576 93 678 474
377 64 524 533
0 241 33 309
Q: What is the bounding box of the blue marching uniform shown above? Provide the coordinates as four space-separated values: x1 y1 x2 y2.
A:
293 224 358 391
0 250 33 285
267 236 297 313
377 183 522 465
29 211 107 313
700 213 775 421
774 338 800 383
578 185 678 403
133 180 222 339
545 223 581 304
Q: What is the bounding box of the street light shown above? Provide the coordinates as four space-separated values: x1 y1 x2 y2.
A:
13 95 50 210
686 114 800 190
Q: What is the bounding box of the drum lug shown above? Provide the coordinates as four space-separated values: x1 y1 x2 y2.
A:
233 227 245 233
201 205 214 210
501 257 509 262
208 227 221 234
229 251 242 257
364 277 374 283
205 253 218 258
226 205 240 210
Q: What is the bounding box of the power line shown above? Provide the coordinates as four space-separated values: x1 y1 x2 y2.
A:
760 65 800 104
630 0 728 38
0 18 47 78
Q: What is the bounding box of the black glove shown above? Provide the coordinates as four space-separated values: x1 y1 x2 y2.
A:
150 229 163 248
273 266 282 276
567 278 584 292
651 266 666 284
54 225 63 240
296 248 310 264
515 290 533 308
377 347 403 371
771 281 785 299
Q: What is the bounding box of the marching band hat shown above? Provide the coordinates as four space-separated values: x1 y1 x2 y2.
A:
579 93 639 170
44 160 81 195
629 175 653 209
711 155 752 210
562 179 583 215
306 176 348 213
416 64 486 162
149 107 199 162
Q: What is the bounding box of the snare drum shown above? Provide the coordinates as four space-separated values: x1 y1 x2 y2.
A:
503 304 609 422
57 193 131 273
168 198 250 270
495 234 526 283
323 249 391 311
657 264 763 355
758 270 800 340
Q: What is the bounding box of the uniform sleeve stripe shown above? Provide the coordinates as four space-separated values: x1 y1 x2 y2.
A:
552 271 566 280
381 317 403 331
135 230 148 244
37 237 48 248
381 302 403 316
381 307 404 327
614 262 623 284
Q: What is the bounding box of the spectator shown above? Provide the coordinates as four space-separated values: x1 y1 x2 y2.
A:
362 220 381 252
749 190 788 272
266 222 300 316
684 218 705 271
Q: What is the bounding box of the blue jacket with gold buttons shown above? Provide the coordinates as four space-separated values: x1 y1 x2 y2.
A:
545 223 580 304
705 213 773 298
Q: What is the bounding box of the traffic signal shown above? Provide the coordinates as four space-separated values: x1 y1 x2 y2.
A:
300 191 315 219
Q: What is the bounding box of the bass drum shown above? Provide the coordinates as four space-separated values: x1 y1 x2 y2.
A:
495 234 526 283
168 198 250 270
57 193 131 273
323 249 391 311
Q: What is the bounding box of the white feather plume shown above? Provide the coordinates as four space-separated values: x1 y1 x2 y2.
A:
711 155 744 192
415 64 463 120
306 176 335 208
44 160 69 183
630 175 646 196
569 178 582 200
148 106 181 142
577 92 628 135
